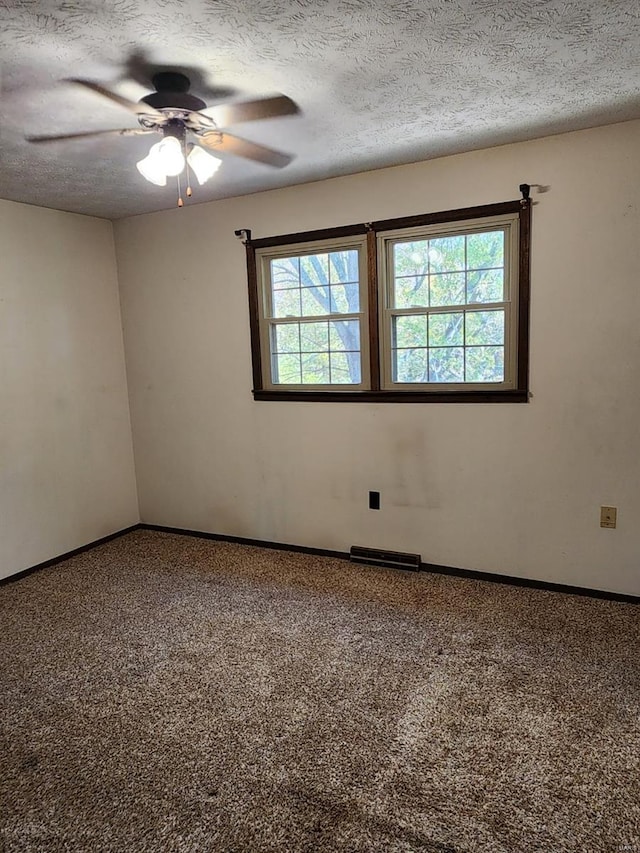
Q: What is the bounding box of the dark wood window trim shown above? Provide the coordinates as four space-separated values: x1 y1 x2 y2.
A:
366 227 381 391
244 196 531 403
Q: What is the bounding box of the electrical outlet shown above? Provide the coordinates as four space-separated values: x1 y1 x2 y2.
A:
600 506 617 529
369 491 380 510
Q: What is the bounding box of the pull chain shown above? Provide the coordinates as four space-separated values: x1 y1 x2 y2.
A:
185 147 193 198
177 172 184 208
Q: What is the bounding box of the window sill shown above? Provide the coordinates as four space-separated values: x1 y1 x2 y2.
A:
253 389 529 403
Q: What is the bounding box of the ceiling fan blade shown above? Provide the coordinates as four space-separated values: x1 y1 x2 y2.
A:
27 128 155 143
199 131 293 168
202 95 299 128
65 78 162 116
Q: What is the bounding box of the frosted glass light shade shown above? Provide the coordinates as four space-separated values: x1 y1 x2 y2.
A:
136 151 167 186
154 136 186 177
187 145 222 185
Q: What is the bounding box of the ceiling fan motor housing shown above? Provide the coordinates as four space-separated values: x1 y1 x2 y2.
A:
141 72 207 112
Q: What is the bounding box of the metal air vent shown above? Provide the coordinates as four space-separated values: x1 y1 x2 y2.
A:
349 545 421 571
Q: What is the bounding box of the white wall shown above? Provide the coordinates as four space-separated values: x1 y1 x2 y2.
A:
0 200 139 579
115 120 640 595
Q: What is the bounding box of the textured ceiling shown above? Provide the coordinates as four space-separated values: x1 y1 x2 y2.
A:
0 0 639 220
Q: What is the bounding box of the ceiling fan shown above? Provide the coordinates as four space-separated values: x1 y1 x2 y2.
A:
27 72 300 203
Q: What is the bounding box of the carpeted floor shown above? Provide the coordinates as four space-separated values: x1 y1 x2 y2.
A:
1 530 639 853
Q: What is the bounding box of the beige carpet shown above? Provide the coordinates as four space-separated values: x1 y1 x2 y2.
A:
1 529 639 852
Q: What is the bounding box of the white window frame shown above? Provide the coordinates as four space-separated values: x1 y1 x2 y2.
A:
255 235 370 391
377 212 520 392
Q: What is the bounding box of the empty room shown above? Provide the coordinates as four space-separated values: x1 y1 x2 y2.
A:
1 1 639 851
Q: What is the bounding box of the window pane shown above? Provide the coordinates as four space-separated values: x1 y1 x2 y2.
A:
394 275 429 309
430 273 465 307
465 346 504 382
467 230 504 270
394 314 427 348
271 257 300 289
467 268 504 304
429 236 465 273
301 352 330 384
329 250 359 284
301 286 329 316
331 352 361 384
429 312 464 346
274 323 300 353
273 353 301 384
429 347 464 382
273 288 301 318
466 310 504 346
329 320 360 352
394 241 430 276
394 347 428 383
330 282 359 313
299 253 329 286
300 322 329 352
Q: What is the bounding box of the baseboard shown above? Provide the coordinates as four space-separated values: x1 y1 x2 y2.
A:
6 521 637 604
139 523 349 561
420 561 638 604
140 523 639 604
0 524 142 585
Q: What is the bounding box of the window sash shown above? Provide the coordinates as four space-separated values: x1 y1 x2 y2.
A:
388 305 508 386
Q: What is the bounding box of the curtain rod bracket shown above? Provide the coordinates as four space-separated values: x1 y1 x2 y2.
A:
519 184 531 202
234 229 252 244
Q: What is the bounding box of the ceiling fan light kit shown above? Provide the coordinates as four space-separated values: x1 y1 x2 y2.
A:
136 131 222 193
27 70 299 208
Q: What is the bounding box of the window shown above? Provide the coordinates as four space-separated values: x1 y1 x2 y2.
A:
258 237 369 389
243 195 530 402
379 214 518 390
